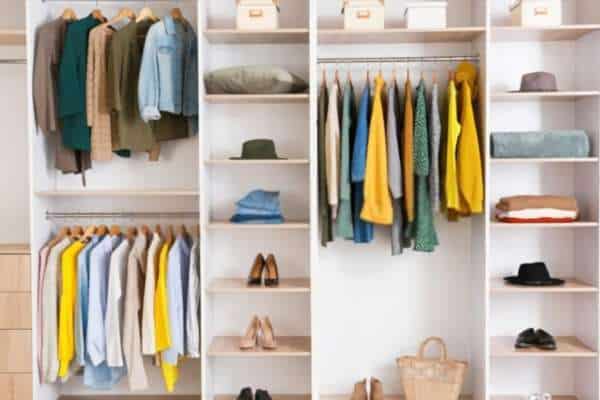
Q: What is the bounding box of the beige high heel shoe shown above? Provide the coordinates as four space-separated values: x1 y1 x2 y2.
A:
350 379 367 400
239 315 260 349
260 316 278 349
369 378 384 400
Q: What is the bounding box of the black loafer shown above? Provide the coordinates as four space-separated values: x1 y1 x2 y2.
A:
536 329 557 351
237 387 253 400
515 328 538 349
256 389 272 400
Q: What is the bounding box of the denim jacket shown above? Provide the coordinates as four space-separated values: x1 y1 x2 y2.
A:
138 16 198 122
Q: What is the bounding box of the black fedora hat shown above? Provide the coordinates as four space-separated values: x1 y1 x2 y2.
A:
230 139 286 160
504 262 565 286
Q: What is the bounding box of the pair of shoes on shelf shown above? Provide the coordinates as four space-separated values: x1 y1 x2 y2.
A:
248 253 279 286
515 328 557 350
240 315 277 350
351 377 384 400
237 387 272 400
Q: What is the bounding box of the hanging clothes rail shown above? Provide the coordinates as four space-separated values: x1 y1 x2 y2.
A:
46 211 200 220
317 55 480 64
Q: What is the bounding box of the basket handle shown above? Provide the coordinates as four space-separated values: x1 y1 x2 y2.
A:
417 337 448 361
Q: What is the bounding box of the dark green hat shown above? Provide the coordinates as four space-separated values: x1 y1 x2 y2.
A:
230 139 286 160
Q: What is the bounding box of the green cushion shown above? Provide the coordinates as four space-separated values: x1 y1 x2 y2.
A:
204 65 308 94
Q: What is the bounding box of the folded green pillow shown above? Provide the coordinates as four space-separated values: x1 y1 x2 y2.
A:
204 65 308 95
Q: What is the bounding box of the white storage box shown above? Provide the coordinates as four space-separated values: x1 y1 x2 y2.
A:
343 0 385 30
236 0 280 30
405 1 448 29
510 0 562 27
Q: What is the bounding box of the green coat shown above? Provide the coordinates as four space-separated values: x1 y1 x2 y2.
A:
318 83 333 246
58 15 101 151
336 82 356 239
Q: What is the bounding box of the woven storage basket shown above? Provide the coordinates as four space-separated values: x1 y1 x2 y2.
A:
396 337 468 400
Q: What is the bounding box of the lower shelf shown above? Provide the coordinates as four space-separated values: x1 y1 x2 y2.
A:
208 336 311 357
216 396 309 400
490 336 597 358
207 278 311 293
490 396 576 400
59 397 201 399
321 396 472 400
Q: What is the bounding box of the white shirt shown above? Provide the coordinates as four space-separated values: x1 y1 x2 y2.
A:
105 238 131 367
186 236 200 358
325 82 341 219
142 232 163 355
41 237 71 383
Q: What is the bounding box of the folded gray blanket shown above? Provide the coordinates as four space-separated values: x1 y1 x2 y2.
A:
491 131 590 158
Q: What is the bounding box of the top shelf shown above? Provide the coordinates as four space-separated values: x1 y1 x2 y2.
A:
318 27 485 44
204 29 309 44
491 24 600 42
0 29 25 46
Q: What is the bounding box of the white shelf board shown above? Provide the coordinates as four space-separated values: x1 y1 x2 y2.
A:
208 336 311 357
204 94 309 104
204 28 309 44
208 221 310 230
491 221 599 229
205 159 309 166
318 27 485 44
491 91 600 102
207 278 311 294
490 278 598 293
490 336 597 358
492 24 600 42
0 29 25 45
491 158 599 164
321 396 472 400
216 396 309 400
490 396 576 400
35 189 199 197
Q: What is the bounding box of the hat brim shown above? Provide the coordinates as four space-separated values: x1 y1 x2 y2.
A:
508 89 559 93
504 276 565 286
229 157 288 160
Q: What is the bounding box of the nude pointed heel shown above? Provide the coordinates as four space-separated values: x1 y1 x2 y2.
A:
260 316 278 350
239 315 260 349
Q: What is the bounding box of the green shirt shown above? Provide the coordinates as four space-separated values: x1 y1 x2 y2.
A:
58 15 101 151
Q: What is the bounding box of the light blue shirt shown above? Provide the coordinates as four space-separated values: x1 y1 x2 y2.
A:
138 16 198 123
84 234 125 389
163 235 191 365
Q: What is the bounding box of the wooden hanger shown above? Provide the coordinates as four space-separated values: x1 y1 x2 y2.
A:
176 224 188 237
117 7 136 20
80 225 97 243
140 225 151 237
171 7 185 21
407 68 410 81
334 67 340 87
137 7 158 23
166 225 175 244
126 226 138 241
366 67 370 82
97 225 109 236
191 224 200 239
321 68 327 86
91 9 106 22
70 225 84 240
61 8 78 21
432 71 437 84
110 224 121 236
48 226 71 248
155 224 163 236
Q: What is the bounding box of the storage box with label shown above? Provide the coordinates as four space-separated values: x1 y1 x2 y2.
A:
510 0 562 27
236 0 280 30
342 0 385 30
405 1 448 29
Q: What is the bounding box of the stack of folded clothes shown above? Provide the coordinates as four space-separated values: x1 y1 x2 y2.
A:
230 189 285 224
495 195 579 223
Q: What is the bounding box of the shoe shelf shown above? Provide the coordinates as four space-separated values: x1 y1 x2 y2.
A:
207 336 311 357
203 28 309 44
490 336 597 358
317 27 485 44
320 396 473 400
215 396 310 400
208 222 310 230
490 158 599 164
490 221 599 229
490 278 598 293
490 396 577 400
207 278 311 294
491 24 600 42
205 159 310 166
491 91 600 102
58 397 202 400
204 94 310 104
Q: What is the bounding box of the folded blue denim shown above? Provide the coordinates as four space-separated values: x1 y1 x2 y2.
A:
236 190 281 213
235 205 283 217
230 214 284 224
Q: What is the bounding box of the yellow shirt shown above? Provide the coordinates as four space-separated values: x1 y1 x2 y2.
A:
457 81 483 214
444 80 462 214
155 239 178 392
58 240 86 378
361 76 393 225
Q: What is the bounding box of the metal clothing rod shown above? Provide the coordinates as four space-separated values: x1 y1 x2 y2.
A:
317 55 480 64
0 59 26 65
46 211 199 220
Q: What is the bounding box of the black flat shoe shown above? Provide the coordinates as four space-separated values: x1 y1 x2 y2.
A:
515 328 538 349
237 387 253 400
255 389 272 400
536 329 557 351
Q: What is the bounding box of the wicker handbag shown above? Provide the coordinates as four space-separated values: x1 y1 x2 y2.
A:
396 337 468 400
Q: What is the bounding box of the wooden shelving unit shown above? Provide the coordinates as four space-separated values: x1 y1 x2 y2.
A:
208 336 311 357
0 29 25 45
490 336 597 358
491 91 600 101
207 278 311 294
208 221 310 230
490 278 598 293
491 157 599 164
318 27 485 44
204 94 309 104
205 159 310 166
34 189 200 197
491 24 600 42
204 28 309 44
